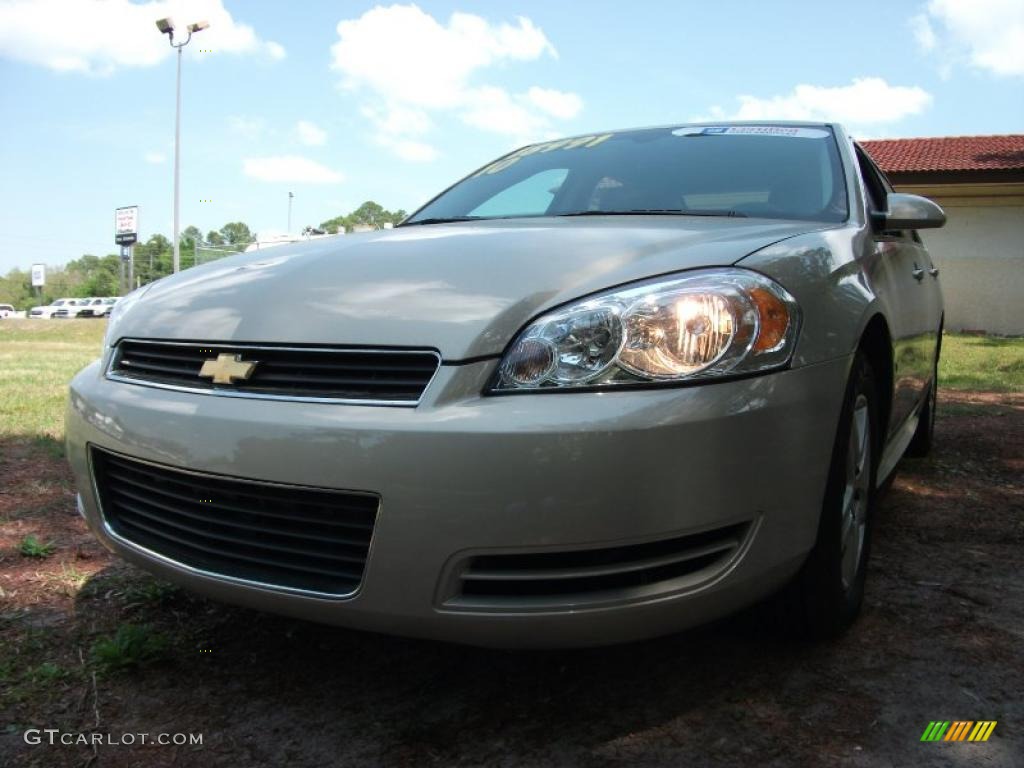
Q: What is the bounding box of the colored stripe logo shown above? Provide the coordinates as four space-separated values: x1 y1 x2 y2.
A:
921 721 997 742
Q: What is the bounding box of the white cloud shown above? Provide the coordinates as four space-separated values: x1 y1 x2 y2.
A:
360 105 439 162
526 87 583 120
331 4 555 109
144 151 166 164
916 0 1024 76
910 14 936 51
384 138 439 163
243 156 343 184
0 0 285 75
360 104 434 137
461 86 548 137
331 4 581 160
698 78 932 127
295 120 327 146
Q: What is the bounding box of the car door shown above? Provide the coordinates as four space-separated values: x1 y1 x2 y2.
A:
902 229 943 395
855 145 933 440
875 160 944 404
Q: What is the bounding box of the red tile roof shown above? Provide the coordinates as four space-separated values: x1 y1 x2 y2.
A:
861 135 1024 174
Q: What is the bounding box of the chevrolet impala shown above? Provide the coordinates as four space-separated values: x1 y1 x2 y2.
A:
66 122 945 647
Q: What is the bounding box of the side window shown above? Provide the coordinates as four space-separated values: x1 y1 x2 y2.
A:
469 168 568 217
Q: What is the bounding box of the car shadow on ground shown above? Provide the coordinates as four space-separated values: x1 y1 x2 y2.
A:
3 391 1022 767
66 579 828 766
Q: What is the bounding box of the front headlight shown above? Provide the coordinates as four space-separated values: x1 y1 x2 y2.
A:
491 268 799 392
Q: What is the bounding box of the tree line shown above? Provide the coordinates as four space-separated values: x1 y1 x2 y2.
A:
318 201 407 234
0 201 407 310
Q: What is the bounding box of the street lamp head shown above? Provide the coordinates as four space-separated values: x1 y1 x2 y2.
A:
155 17 175 35
187 20 210 33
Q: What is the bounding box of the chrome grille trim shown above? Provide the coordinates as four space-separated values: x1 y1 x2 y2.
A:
106 338 441 406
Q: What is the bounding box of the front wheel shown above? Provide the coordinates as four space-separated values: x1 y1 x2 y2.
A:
781 352 879 638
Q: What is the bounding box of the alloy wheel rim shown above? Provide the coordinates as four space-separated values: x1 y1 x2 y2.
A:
840 394 871 591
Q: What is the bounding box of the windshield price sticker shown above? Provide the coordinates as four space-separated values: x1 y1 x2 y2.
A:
672 126 830 139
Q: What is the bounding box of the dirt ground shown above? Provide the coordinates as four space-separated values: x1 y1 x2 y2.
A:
1 390 1021 768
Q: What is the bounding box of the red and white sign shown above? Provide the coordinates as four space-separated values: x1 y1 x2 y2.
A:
115 206 139 246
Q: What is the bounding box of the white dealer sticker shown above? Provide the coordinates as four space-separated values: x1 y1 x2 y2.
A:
672 126 830 138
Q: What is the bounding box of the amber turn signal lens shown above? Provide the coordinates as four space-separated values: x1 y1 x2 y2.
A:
750 287 790 353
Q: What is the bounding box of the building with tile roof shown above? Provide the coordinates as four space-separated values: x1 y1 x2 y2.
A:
862 135 1024 335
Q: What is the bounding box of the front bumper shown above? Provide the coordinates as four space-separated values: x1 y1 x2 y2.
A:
67 354 851 647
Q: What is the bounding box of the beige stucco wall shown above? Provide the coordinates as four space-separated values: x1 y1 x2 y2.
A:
896 183 1024 335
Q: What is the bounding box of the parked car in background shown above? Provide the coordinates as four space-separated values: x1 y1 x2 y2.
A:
68 121 945 648
0 303 17 319
29 298 78 319
52 299 96 319
78 297 120 318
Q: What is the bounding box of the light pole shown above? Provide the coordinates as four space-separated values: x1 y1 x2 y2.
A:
288 192 294 235
156 17 208 274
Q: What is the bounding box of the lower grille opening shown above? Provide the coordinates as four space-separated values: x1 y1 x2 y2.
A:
91 447 379 596
450 522 749 607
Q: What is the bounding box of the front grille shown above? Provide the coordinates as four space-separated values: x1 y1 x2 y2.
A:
91 447 379 596
109 339 440 404
447 522 750 608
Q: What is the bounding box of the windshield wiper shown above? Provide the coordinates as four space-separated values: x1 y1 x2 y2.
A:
400 216 483 226
556 209 748 218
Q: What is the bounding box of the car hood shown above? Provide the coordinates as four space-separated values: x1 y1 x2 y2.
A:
118 217 823 360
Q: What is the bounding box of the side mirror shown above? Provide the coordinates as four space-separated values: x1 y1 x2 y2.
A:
873 193 946 230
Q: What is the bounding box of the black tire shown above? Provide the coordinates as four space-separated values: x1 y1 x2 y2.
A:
780 351 879 638
906 336 941 458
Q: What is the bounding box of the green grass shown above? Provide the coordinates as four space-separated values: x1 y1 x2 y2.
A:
18 534 55 558
39 562 90 597
25 661 70 684
0 319 106 441
90 623 171 672
939 334 1024 393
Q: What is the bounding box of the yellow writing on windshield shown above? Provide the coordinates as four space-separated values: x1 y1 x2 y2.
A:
473 134 614 177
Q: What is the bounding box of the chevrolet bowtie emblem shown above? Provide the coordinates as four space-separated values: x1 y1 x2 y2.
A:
199 353 257 385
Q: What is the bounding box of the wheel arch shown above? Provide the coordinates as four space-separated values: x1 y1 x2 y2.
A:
856 314 893 443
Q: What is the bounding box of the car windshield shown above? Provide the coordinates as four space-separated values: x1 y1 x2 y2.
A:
406 125 848 225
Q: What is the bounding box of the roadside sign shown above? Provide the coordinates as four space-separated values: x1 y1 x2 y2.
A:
120 246 131 262
115 205 139 246
31 263 45 287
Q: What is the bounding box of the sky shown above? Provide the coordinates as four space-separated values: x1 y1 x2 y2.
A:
0 0 1022 274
